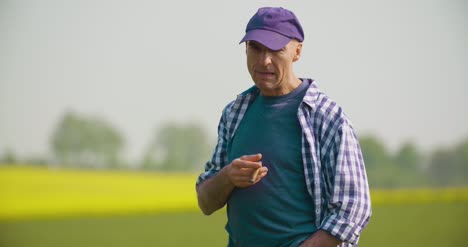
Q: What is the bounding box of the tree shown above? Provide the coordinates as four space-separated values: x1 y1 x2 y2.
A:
359 135 402 188
454 138 468 180
425 137 468 187
393 142 422 172
427 148 457 187
359 135 391 170
50 111 125 168
1 148 17 164
142 122 213 171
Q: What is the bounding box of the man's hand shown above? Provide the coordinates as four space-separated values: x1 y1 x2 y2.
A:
224 153 268 188
299 230 342 247
196 153 268 215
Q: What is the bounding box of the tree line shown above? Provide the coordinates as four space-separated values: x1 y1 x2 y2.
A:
360 136 468 188
1 111 212 172
1 111 467 188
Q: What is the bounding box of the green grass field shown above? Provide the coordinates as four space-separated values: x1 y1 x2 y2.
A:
1 165 467 246
0 203 466 247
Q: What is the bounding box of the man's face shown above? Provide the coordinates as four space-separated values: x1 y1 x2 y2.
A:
246 40 302 96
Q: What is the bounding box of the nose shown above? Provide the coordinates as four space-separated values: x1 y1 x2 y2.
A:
258 51 273 66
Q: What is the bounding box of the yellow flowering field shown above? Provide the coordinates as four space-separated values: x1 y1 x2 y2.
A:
1 165 467 221
371 187 468 205
0 165 200 221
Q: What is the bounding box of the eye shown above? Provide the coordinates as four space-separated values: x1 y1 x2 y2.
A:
249 43 260 51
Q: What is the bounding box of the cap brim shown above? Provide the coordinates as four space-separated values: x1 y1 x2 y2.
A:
239 29 291 51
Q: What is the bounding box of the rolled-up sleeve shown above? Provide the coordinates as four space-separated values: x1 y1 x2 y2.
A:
320 122 372 245
196 103 232 187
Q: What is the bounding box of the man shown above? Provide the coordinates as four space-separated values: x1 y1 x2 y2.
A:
196 7 371 247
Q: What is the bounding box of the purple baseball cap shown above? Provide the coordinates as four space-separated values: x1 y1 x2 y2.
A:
239 7 304 51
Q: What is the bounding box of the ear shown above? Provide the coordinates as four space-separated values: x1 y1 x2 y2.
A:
293 42 302 62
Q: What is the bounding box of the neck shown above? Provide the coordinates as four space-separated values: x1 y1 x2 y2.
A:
283 76 302 94
263 76 302 97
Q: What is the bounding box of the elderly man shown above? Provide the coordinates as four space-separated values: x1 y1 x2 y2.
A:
196 7 371 247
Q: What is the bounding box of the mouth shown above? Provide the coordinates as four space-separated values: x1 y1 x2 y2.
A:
255 71 275 79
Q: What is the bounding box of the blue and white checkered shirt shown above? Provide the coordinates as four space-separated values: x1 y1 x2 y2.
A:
196 79 371 246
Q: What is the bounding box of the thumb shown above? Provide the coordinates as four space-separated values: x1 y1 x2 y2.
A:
239 153 262 162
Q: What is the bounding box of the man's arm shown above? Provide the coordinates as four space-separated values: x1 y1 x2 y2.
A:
299 230 342 247
196 165 234 215
318 122 372 245
196 154 268 215
300 122 370 247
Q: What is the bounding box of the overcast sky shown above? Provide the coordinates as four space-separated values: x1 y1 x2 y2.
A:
1 0 467 162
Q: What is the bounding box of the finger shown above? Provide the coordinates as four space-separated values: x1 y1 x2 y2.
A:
232 176 258 187
239 153 262 162
257 168 268 179
231 167 256 176
236 168 268 187
232 159 262 169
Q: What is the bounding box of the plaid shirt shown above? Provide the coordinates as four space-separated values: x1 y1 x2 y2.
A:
196 79 371 246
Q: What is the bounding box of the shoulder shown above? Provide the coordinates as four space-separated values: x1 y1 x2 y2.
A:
221 100 236 118
315 93 350 127
304 80 354 137
225 85 260 112
308 87 358 157
220 85 259 119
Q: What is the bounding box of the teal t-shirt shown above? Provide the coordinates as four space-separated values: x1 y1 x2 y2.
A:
226 80 317 247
